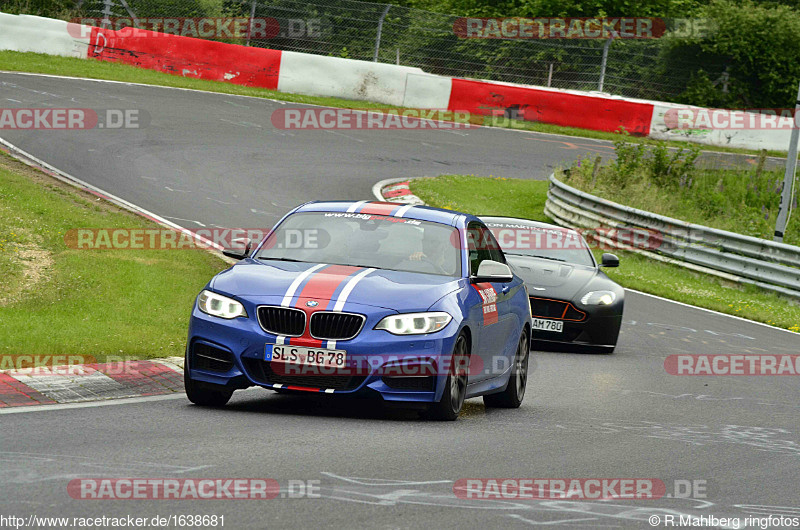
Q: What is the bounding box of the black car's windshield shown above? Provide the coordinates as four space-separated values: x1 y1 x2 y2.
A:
485 222 595 267
256 212 462 277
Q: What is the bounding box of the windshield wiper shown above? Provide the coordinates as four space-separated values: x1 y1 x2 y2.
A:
528 255 567 262
326 262 382 270
257 257 309 263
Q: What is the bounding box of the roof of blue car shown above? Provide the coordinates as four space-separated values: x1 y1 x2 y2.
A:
296 201 467 225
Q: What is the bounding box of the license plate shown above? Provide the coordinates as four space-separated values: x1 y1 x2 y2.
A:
265 344 347 368
531 318 563 333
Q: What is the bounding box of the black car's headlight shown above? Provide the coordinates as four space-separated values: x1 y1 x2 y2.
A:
580 290 617 306
197 290 248 319
375 312 452 335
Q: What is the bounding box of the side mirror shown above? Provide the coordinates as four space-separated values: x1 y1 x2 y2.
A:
600 253 619 268
472 260 514 283
222 239 253 260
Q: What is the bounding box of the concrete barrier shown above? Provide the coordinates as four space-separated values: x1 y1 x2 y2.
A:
0 13 89 58
85 26 282 89
278 51 425 106
447 77 654 135
649 102 792 151
402 73 452 109
0 11 792 152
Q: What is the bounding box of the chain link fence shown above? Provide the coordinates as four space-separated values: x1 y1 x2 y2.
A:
57 0 729 102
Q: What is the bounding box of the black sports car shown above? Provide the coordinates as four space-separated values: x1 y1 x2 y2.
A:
480 216 624 353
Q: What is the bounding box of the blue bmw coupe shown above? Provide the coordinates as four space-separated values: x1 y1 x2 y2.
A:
185 201 532 420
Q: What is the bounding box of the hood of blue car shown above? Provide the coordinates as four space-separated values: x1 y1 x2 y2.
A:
210 260 463 312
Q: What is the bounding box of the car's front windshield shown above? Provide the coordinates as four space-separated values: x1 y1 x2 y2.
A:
485 222 595 267
256 212 462 277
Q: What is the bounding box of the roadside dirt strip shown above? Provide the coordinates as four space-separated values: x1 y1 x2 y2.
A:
0 357 184 408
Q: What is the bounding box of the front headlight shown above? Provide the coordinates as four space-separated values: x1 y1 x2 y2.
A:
197 290 248 319
580 290 617 306
375 312 452 335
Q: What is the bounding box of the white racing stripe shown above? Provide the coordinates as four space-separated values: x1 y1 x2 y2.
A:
394 204 414 217
332 268 376 312
281 263 326 306
346 200 367 213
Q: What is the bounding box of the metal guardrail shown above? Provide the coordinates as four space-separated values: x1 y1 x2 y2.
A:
544 174 800 299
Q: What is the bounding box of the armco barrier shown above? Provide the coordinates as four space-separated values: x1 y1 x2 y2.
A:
544 174 800 299
447 78 654 135
0 13 89 57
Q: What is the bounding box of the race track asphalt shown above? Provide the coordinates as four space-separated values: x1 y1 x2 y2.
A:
1 71 798 529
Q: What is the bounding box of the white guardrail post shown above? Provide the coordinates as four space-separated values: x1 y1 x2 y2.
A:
544 174 800 300
773 80 800 242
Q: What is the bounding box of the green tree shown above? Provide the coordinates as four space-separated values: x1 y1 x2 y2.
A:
671 0 800 107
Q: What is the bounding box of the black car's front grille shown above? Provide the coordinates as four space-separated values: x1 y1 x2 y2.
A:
192 342 235 372
529 297 587 322
310 312 365 340
242 358 365 391
258 306 306 336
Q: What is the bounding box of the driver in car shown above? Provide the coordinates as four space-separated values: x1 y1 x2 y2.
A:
408 233 456 275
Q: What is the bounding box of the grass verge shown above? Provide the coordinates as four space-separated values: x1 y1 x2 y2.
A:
0 50 783 158
410 175 800 333
0 152 227 361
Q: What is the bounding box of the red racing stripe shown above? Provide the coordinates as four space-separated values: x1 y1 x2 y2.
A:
291 265 363 347
290 337 324 347
359 202 399 216
285 385 323 392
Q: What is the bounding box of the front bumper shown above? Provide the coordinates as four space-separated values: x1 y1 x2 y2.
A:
531 313 622 348
186 307 461 403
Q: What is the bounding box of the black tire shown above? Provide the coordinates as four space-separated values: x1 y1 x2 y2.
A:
484 328 529 409
426 332 470 421
184 357 234 407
